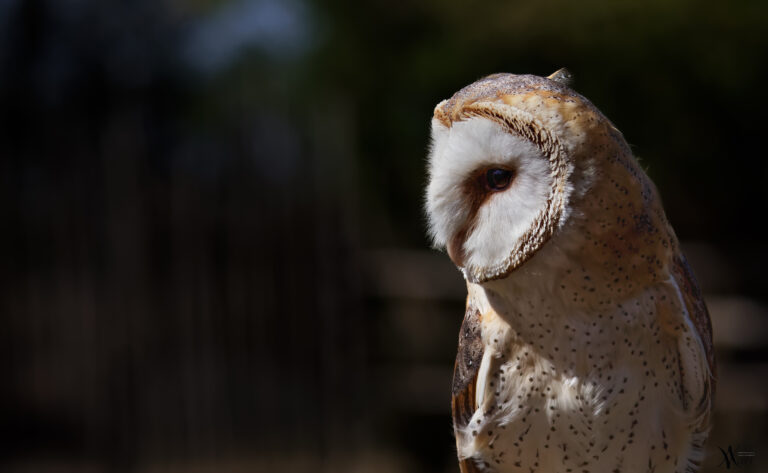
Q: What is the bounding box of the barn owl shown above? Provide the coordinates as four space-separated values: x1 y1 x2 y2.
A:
425 70 715 473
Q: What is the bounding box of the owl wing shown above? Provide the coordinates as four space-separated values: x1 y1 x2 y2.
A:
451 302 484 473
670 254 716 421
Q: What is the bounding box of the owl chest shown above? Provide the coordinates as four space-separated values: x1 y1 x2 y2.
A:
465 308 687 472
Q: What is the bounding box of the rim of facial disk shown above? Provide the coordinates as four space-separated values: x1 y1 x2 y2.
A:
436 101 570 284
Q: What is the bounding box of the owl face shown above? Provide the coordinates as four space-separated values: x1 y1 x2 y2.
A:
424 73 586 283
426 117 554 278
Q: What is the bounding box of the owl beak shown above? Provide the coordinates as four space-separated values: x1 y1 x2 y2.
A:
446 237 465 269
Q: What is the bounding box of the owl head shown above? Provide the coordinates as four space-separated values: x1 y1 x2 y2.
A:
426 70 652 283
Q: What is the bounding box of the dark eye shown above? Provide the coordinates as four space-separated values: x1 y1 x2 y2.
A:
486 168 513 191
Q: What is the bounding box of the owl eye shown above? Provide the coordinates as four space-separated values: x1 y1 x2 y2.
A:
485 168 513 191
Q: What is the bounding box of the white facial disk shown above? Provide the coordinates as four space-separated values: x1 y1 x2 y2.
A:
426 116 552 274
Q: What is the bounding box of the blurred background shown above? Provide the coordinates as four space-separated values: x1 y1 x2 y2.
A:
1 0 767 472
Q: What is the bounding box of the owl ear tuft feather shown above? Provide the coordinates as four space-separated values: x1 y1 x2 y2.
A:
547 68 573 86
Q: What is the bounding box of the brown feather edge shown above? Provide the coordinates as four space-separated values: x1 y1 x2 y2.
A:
458 456 484 473
670 254 716 471
452 300 484 473
672 254 717 397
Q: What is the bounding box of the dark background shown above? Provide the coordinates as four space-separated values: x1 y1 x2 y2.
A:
1 1 767 472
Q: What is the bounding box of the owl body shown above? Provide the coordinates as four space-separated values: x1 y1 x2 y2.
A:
426 72 714 473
